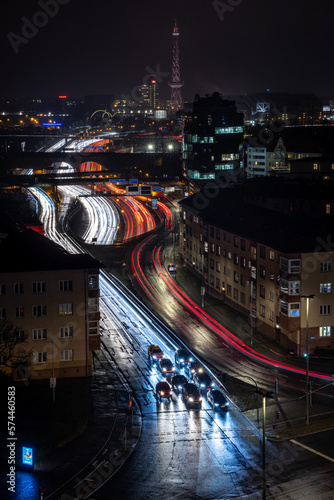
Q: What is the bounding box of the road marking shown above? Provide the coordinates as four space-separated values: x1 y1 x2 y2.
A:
290 439 334 462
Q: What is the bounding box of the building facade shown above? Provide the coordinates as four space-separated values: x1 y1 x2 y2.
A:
0 230 101 381
183 93 244 180
179 179 334 355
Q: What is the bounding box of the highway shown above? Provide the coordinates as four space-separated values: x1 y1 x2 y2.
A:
22 136 334 499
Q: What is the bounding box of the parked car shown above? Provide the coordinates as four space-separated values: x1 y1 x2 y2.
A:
159 357 175 374
174 349 194 368
156 381 172 401
207 389 229 410
182 382 202 408
171 374 188 393
147 344 164 362
193 372 215 391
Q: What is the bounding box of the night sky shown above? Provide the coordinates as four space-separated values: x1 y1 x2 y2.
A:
1 0 333 102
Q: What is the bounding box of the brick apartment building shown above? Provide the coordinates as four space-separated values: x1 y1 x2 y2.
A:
0 229 101 380
179 177 334 356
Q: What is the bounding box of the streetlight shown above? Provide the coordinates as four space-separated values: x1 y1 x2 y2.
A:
255 389 274 500
243 375 259 424
247 280 254 345
301 294 315 425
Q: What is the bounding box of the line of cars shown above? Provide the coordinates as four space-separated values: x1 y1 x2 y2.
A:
148 344 229 411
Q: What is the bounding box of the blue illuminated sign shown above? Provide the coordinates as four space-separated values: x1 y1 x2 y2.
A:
109 179 125 184
22 446 33 467
152 199 158 208
129 178 138 184
152 187 162 192
42 121 62 127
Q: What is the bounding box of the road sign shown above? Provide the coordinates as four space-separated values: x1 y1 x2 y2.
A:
152 198 158 209
139 186 152 196
126 186 139 195
109 179 125 184
50 377 56 388
129 178 138 184
152 187 163 192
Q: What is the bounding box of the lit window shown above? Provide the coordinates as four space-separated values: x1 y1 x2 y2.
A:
319 326 331 337
320 283 331 294
290 303 300 317
88 275 98 290
59 303 73 315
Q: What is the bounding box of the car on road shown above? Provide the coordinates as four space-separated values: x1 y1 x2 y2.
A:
147 344 164 362
186 361 204 378
171 374 188 393
174 349 194 368
156 381 172 401
193 372 215 391
181 382 202 408
207 389 229 410
159 357 175 374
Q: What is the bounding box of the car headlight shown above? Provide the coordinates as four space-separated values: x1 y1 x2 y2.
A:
215 403 219 407
199 397 202 401
200 383 205 387
161 391 164 395
153 355 156 359
198 368 203 372
180 358 184 362
163 368 166 372
211 382 215 386
189 397 194 402
226 402 229 406
178 385 182 389
189 357 193 362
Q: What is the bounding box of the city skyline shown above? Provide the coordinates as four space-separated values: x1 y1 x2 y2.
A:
0 0 334 102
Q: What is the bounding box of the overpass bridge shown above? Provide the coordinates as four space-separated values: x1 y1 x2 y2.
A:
0 152 182 179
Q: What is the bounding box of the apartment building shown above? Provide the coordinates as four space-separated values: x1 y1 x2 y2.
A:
179 178 334 355
0 229 102 380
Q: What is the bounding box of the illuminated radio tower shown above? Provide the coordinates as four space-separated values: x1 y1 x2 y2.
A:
168 20 183 114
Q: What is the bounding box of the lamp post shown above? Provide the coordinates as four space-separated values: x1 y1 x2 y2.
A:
244 376 259 424
248 280 254 345
255 389 274 500
300 294 315 425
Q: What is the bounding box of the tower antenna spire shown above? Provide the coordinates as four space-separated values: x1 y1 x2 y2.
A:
168 19 183 114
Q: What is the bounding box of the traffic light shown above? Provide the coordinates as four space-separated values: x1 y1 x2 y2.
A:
39 486 46 498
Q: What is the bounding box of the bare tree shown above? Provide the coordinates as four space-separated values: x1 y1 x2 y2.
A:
0 320 32 373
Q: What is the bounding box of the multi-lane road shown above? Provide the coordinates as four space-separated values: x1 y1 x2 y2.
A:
23 136 334 499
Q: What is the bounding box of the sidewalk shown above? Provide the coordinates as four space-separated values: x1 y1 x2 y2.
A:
2 350 142 500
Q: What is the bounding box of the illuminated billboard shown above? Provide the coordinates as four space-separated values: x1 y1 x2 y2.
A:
22 446 33 467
